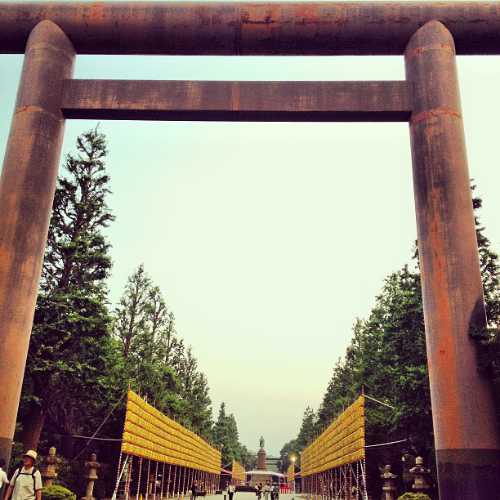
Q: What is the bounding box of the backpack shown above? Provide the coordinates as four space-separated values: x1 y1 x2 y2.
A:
13 466 38 493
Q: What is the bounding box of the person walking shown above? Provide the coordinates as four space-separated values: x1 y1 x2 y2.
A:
190 480 198 500
4 451 42 500
228 483 235 500
272 483 279 500
263 482 271 500
256 483 262 500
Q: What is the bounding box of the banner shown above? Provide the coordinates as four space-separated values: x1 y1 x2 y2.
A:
231 461 246 482
287 464 295 483
301 395 365 476
121 390 221 474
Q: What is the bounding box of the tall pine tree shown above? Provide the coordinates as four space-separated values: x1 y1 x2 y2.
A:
20 127 115 450
212 402 250 467
113 265 214 437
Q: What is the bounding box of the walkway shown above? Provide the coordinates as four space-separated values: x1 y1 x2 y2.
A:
211 493 297 500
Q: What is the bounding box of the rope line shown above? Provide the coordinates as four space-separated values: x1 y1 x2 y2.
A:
69 434 122 442
364 438 408 449
364 394 396 410
73 391 126 460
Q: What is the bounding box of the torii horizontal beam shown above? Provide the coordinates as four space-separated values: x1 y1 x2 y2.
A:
2 2 500 55
61 80 411 122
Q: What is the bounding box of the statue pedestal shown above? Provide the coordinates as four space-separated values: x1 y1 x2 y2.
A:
257 448 267 470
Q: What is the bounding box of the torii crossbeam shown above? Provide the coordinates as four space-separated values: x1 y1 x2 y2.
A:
0 4 499 499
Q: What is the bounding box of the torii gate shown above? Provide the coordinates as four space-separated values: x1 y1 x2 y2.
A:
0 3 499 498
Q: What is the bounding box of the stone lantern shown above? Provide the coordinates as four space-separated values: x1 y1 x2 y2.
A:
83 453 101 500
42 447 59 487
409 456 431 494
380 465 397 500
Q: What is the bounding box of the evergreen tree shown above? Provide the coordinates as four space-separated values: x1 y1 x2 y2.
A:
114 264 153 360
212 402 248 466
113 265 214 436
296 407 318 449
113 265 183 415
20 127 115 450
176 348 213 439
238 445 257 470
291 184 500 480
278 407 318 470
278 439 299 472
473 186 500 326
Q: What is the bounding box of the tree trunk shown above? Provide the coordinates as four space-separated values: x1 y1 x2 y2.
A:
61 434 75 458
21 405 46 451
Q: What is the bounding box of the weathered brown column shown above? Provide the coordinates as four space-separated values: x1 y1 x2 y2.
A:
405 20 500 499
0 20 74 466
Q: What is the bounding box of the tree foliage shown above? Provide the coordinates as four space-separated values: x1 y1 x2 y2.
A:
212 403 255 469
18 128 220 459
282 185 500 483
113 265 213 439
20 127 115 450
278 406 317 471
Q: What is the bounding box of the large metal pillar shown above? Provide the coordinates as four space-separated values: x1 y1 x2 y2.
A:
0 20 74 465
405 20 500 499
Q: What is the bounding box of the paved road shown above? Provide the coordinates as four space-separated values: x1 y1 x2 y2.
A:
206 493 297 500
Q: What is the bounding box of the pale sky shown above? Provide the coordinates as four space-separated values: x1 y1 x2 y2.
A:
1 0 500 456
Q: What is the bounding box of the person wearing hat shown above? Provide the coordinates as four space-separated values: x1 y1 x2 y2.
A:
4 451 43 500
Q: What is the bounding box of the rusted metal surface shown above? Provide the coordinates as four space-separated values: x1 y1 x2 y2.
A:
405 20 500 499
0 4 498 497
0 20 75 467
61 80 410 122
3 2 500 55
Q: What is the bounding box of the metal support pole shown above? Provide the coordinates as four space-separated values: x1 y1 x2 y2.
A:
136 459 144 500
176 467 181 500
178 466 182 498
184 468 187 498
154 461 159 500
172 466 177 499
183 468 187 497
166 464 171 499
170 465 174 499
125 457 133 500
177 467 182 500
181 467 186 499
0 19 75 466
160 463 165 500
405 19 500 499
146 460 151 500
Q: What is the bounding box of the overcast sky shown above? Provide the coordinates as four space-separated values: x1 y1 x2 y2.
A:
1 0 500 456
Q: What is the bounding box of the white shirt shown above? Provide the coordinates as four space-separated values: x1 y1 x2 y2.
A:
10 467 43 500
0 468 9 485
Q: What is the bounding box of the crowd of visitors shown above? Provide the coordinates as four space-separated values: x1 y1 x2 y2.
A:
255 481 280 500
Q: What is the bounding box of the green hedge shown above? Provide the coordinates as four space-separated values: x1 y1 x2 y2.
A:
42 484 77 500
397 493 431 500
